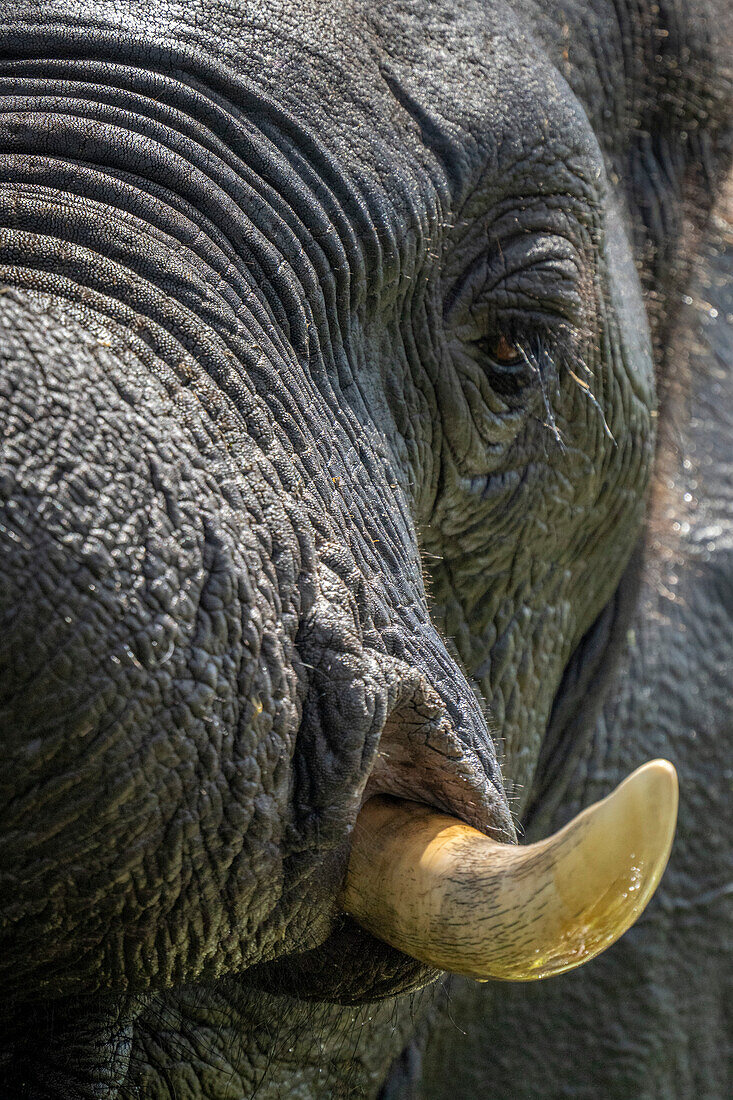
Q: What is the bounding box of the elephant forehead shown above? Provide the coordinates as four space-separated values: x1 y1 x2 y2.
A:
0 0 604 204
0 1 611 362
267 0 605 209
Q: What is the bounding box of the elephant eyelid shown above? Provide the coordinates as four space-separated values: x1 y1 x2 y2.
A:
444 231 589 343
471 317 580 374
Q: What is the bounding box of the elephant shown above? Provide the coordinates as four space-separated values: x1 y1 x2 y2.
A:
0 0 729 1097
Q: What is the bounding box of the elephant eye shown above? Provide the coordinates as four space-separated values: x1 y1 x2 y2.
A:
484 333 523 367
473 330 545 396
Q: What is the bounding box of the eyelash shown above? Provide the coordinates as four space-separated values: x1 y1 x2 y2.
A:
476 326 615 447
476 327 558 386
499 333 564 443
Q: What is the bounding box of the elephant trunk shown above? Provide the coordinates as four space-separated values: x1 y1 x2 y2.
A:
341 760 678 980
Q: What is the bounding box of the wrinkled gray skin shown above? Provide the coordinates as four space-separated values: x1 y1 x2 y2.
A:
0 1 729 1097
407 195 733 1100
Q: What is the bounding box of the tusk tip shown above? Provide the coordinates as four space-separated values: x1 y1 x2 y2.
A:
625 756 678 808
600 757 679 891
505 757 679 981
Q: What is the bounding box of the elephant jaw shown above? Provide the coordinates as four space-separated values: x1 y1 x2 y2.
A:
340 760 678 981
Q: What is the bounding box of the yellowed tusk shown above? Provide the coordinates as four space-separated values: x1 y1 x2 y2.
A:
341 760 678 981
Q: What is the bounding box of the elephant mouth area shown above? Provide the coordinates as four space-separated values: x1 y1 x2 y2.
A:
243 722 515 1006
242 583 642 1007
358 690 516 843
240 915 441 1006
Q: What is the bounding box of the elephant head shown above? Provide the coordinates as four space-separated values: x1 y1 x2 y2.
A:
1 0 713 1093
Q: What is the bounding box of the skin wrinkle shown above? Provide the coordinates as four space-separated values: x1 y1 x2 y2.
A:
419 195 733 1099
0 0 728 1096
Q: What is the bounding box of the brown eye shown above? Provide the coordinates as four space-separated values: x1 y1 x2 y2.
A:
475 331 536 396
488 334 523 365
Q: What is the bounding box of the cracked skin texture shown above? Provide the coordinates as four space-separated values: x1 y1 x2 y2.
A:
415 191 733 1100
0 0 729 1096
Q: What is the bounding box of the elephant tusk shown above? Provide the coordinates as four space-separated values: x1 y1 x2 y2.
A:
340 760 678 981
